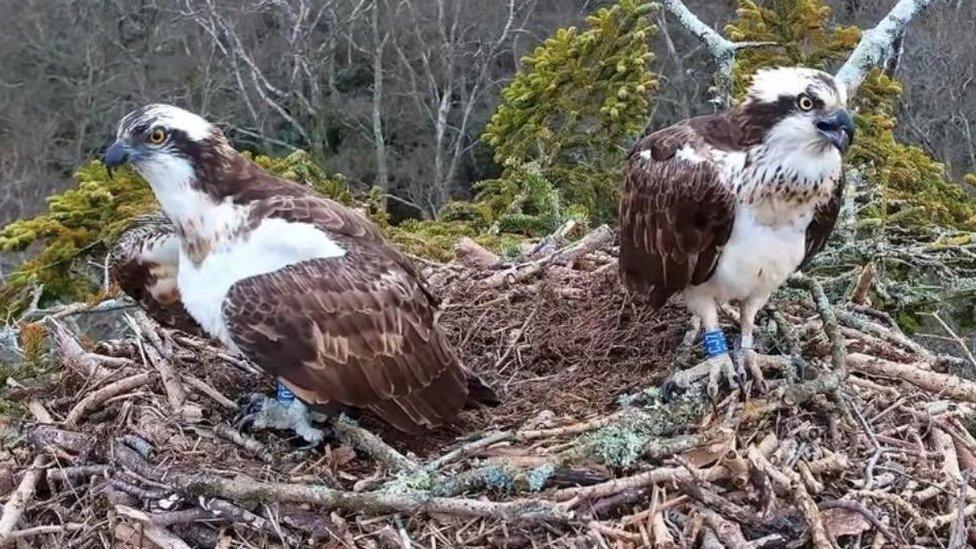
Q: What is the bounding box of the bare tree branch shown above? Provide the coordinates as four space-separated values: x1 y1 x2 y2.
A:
657 0 777 108
836 0 935 94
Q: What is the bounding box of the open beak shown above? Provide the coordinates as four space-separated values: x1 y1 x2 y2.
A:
103 141 131 179
815 109 855 153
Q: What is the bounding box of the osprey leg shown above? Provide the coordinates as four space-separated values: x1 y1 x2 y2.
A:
737 298 769 394
665 298 738 398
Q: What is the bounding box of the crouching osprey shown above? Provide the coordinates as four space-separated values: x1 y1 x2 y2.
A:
619 67 854 396
103 104 496 444
109 212 205 337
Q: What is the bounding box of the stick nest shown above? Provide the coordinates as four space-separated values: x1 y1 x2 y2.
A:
1 226 975 548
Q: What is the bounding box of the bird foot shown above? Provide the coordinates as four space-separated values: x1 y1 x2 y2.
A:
662 351 803 400
234 393 330 448
737 348 768 395
662 352 740 401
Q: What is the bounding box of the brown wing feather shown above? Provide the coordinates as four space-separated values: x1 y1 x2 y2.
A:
223 196 493 433
109 214 205 336
619 122 736 307
802 170 846 267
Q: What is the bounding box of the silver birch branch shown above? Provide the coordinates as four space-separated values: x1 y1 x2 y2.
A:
657 0 934 104
835 0 934 95
657 0 776 108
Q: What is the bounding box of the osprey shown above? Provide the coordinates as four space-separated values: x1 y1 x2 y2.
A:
103 104 495 443
109 212 205 337
619 67 854 395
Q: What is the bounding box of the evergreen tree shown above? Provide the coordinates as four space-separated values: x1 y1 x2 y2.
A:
482 0 658 226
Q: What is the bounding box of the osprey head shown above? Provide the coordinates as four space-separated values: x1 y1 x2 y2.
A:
743 67 854 154
103 104 221 185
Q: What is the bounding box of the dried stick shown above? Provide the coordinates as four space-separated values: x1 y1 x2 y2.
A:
182 374 238 410
128 313 201 421
929 312 976 370
0 455 46 545
47 318 112 381
114 522 192 549
2 523 84 542
331 417 423 474
115 445 572 524
63 372 152 428
847 353 976 402
212 425 273 463
25 425 95 455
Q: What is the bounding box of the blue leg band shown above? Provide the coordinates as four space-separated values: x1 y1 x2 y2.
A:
276 382 296 407
702 330 729 358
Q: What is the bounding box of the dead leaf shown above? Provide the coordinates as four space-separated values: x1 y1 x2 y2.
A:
824 507 871 539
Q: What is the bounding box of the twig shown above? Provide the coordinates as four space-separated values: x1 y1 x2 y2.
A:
127 313 202 421
331 417 423 474
928 312 976 370
426 431 512 472
181 374 238 410
212 425 273 463
0 455 47 545
2 523 84 542
63 372 152 428
658 0 778 106
848 353 976 402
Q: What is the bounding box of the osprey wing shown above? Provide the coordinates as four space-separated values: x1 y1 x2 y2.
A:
109 213 204 336
802 170 845 267
619 121 736 307
222 195 494 433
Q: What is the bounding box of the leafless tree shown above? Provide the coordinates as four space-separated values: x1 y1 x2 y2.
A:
387 0 533 215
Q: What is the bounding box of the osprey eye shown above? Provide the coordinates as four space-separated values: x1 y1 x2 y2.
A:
147 128 167 145
797 94 815 111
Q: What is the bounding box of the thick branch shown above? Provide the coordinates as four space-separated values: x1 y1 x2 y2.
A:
115 445 573 525
835 0 935 94
658 0 776 107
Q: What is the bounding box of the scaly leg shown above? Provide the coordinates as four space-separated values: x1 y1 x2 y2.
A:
738 297 768 393
235 381 328 447
668 294 737 399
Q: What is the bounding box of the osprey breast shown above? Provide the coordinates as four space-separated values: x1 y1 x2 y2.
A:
177 217 347 346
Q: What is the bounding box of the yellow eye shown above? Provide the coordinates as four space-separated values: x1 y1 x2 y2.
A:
797 94 815 111
147 128 167 144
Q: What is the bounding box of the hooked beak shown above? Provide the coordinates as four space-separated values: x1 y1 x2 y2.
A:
815 109 855 153
103 141 131 179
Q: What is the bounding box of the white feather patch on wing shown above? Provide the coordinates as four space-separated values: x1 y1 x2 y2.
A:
178 215 347 347
675 145 705 164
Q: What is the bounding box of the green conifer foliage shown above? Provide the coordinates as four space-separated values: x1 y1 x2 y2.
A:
482 0 658 225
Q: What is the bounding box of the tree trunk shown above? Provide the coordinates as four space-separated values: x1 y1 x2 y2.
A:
371 0 389 191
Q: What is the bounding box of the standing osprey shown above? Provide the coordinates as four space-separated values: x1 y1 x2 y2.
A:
103 104 495 443
619 67 854 395
109 212 205 337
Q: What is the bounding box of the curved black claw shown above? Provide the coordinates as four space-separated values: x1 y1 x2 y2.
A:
660 380 685 403
233 393 267 431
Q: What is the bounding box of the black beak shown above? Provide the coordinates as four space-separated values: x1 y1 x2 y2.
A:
103 141 130 179
815 109 855 153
